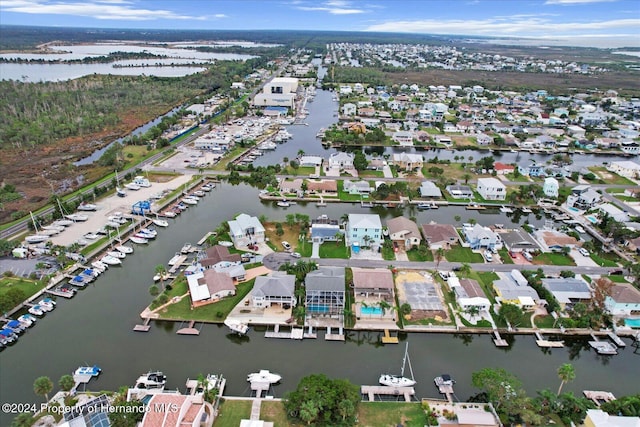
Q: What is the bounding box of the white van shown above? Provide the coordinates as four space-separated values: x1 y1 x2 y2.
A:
523 252 533 261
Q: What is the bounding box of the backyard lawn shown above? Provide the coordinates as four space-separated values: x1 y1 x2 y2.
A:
588 166 636 185
260 400 293 426
589 252 619 267
444 246 484 263
358 402 427 427
533 253 575 266
213 400 252 427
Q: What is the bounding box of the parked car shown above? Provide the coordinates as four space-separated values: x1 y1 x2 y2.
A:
579 248 590 257
281 241 292 251
290 252 301 258
522 252 533 261
483 251 493 262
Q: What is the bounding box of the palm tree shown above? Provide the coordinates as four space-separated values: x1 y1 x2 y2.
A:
58 374 75 396
33 376 53 403
462 173 471 184
155 264 168 290
334 231 344 246
458 263 471 277
297 149 306 157
11 412 35 427
557 363 575 395
362 235 372 248
435 247 445 270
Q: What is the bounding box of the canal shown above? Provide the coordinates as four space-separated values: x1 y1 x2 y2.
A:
0 183 638 425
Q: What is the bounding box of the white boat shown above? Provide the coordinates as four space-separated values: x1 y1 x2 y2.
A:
77 203 97 211
107 250 126 259
66 213 89 222
135 231 155 240
101 255 122 266
201 183 214 191
500 206 513 213
106 221 121 228
140 227 158 238
153 272 171 282
28 305 45 316
224 319 249 335
92 261 108 271
18 314 36 327
152 218 169 228
25 234 50 244
162 210 177 218
133 176 151 188
168 253 182 266
379 343 416 388
84 232 100 240
417 203 432 210
575 225 586 234
182 197 198 205
39 297 56 310
247 370 281 384
116 187 127 197
42 225 65 232
53 219 74 227
218 241 233 247
259 142 277 150
124 182 140 191
75 365 102 377
134 371 167 389
130 236 149 245
192 190 205 197
180 243 192 254
115 244 133 254
277 200 290 207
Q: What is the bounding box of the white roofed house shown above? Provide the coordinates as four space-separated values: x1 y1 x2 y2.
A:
446 185 473 199
607 160 640 179
419 181 442 198
341 103 356 116
228 213 265 247
343 180 371 195
347 213 383 248
541 277 591 311
386 216 422 250
543 177 559 198
253 77 298 109
328 152 355 170
392 153 423 171
463 224 499 250
251 272 296 308
392 131 414 147
476 133 494 146
566 185 601 210
187 270 236 306
476 177 506 201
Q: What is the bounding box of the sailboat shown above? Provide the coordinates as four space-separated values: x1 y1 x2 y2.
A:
115 170 126 197
25 212 50 244
379 342 416 387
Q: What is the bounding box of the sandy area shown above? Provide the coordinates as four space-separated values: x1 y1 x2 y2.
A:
49 174 194 247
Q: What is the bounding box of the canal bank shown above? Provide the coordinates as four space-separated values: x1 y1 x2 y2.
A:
1 182 639 426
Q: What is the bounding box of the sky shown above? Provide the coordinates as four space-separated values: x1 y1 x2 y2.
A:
1 0 639 48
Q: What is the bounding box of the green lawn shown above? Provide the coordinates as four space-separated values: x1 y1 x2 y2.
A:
358 402 427 427
281 166 315 175
406 248 434 262
0 276 46 312
534 315 557 328
444 246 484 263
212 146 248 171
533 253 575 266
260 400 294 426
589 252 619 267
158 279 255 321
319 243 349 259
213 400 252 427
606 274 629 283
295 239 313 257
589 166 637 185
471 271 499 304
382 245 396 261
498 248 514 264
337 180 371 201
359 170 385 178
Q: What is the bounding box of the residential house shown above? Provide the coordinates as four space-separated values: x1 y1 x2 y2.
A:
328 152 355 170
566 185 601 210
141 394 208 427
567 125 586 138
298 155 323 167
419 401 501 427
607 160 640 179
253 77 298 108
386 216 422 249
419 181 443 198
392 153 423 171
421 223 460 250
476 133 494 146
358 107 376 117
343 180 371 195
200 245 241 270
305 266 345 317
187 270 236 304
605 282 640 316
228 214 265 247
494 162 515 175
534 229 582 252
492 270 539 309
542 277 591 310
352 267 394 301
446 185 473 199
500 228 540 253
392 131 414 147
463 224 499 250
279 178 303 193
584 409 640 427
448 276 491 312
251 272 296 308
310 218 341 243
599 203 630 222
543 177 559 198
341 103 356 116
476 177 506 200
347 213 383 248
518 163 545 177
306 179 337 194
621 140 640 154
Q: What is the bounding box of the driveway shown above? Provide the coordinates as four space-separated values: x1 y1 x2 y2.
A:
571 248 598 267
263 252 298 270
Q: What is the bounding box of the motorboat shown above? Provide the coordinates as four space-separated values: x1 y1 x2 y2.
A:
53 284 77 297
133 176 151 188
28 305 45 316
180 243 192 254
379 343 416 388
162 210 177 218
92 261 108 271
140 227 158 237
168 253 182 266
417 203 432 210
134 371 167 389
53 219 74 227
66 213 89 222
106 221 122 228
201 183 214 191
115 244 133 254
130 236 149 245
18 314 36 327
224 319 249 335
192 190 206 197
84 232 100 240
25 234 50 244
100 255 122 266
75 365 102 377
124 182 140 191
69 275 90 287
38 297 56 311
434 374 456 387
81 268 99 278
0 329 18 343
116 187 127 197
42 225 65 232
77 203 97 211
500 206 513 213
134 231 155 240
277 200 290 207
575 225 586 234
75 239 88 247
175 203 188 211
152 218 169 228
182 197 198 205
107 250 126 259
153 272 171 282
247 370 281 384
4 320 26 334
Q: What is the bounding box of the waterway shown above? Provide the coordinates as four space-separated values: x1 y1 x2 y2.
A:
0 183 638 426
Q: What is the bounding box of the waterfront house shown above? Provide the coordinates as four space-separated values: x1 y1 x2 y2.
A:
492 270 539 309
352 267 394 301
343 180 372 195
251 272 296 308
499 228 540 253
543 177 559 198
187 270 236 305
253 77 298 109
607 160 640 179
200 245 241 270
305 266 345 317
386 216 422 250
621 140 640 154
279 178 303 193
392 153 423 171
228 213 265 247
392 131 414 146
419 181 443 198
566 185 601 210
341 103 356 116
328 152 355 170
421 223 460 250
476 133 494 146
298 155 323 167
494 162 515 175
141 393 208 427
307 179 337 194
518 163 545 177
534 229 582 252
599 203 630 223
311 217 341 243
584 409 640 427
448 276 491 312
604 282 640 316
463 224 499 250
446 185 473 199
347 213 383 248
541 277 591 310
476 177 506 201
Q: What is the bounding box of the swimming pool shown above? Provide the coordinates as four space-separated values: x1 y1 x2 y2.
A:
625 318 640 328
361 306 383 315
586 215 599 224
307 305 329 313
568 207 580 212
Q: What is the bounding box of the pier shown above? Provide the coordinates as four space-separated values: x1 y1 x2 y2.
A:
249 382 272 398
534 332 564 348
492 330 508 347
583 390 616 407
434 376 456 403
361 385 415 402
265 324 304 340
133 318 151 332
381 329 399 344
589 334 618 355
176 320 201 335
325 326 345 341
45 288 75 299
607 331 626 347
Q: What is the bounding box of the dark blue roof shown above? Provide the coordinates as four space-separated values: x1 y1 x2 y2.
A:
1 329 14 335
7 320 20 328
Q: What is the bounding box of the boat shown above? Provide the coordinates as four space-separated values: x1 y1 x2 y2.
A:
247 370 281 384
152 218 169 228
500 206 513 213
66 213 89 222
134 231 155 240
25 234 50 244
115 244 133 254
107 250 126 259
277 200 290 207
100 255 122 266
77 203 97 211
434 374 455 387
192 190 206 197
168 253 182 266
116 187 127 197
140 227 158 238
466 204 486 210
69 275 90 287
218 241 233 247
134 371 167 389
379 343 416 388
162 210 177 218
180 243 192 254
182 197 198 205
133 176 151 188
153 272 171 282
0 329 18 343
92 261 108 271
53 219 74 227
124 182 140 191
416 203 432 210
18 314 36 327
224 319 249 335
575 225 586 234
53 284 77 296
201 183 215 191
521 207 533 213
130 236 149 245
38 297 56 311
75 365 102 377
28 305 45 316
5 320 26 334
42 225 65 232
84 232 100 240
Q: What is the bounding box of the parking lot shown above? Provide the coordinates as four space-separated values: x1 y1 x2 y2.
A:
0 256 59 278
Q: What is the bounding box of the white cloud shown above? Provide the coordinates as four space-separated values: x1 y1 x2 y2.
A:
0 0 207 21
545 0 617 4
364 16 640 37
296 0 366 15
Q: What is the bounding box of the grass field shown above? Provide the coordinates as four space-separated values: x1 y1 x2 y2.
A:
260 400 294 426
588 166 637 185
606 274 629 283
319 243 350 259
498 248 514 264
213 400 252 427
0 276 45 311
589 252 619 267
533 253 575 266
444 246 484 263
358 402 427 427
406 248 434 262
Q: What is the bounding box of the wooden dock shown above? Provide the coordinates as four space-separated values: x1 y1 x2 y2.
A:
250 381 271 398
325 326 345 341
197 232 214 245
583 390 616 407
492 330 508 347
535 332 564 348
607 332 626 347
265 324 304 340
434 376 455 403
381 329 399 344
168 255 188 273
589 334 617 355
177 320 200 335
361 385 415 402
133 318 151 332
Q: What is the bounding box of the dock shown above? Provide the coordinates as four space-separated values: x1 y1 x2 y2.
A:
133 318 151 332
607 331 626 347
72 373 98 392
535 332 564 348
45 289 75 299
265 324 304 340
361 385 415 402
434 376 455 403
381 329 399 344
492 330 508 347
168 255 188 273
589 334 617 355
177 320 200 335
198 232 214 245
583 390 616 407
325 326 345 341
249 382 271 398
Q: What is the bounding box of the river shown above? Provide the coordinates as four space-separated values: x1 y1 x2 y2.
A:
0 183 638 425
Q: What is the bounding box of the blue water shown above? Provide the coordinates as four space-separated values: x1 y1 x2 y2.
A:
625 318 640 328
361 306 383 315
568 207 580 212
586 215 598 223
307 305 329 313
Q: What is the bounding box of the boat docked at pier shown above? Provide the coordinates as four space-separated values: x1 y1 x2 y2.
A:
277 200 290 207
379 343 416 387
115 244 133 254
152 218 169 228
134 371 167 389
75 365 102 377
18 314 37 328
130 236 149 245
28 305 45 316
100 255 122 266
224 319 249 335
247 370 281 384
